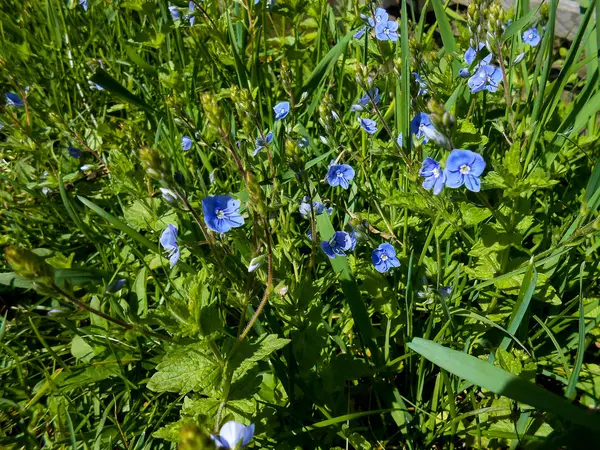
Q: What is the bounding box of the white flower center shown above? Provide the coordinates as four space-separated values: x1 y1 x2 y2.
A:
528 33 533 40
216 209 225 219
336 171 343 177
433 167 440 178
381 254 388 261
384 28 389 35
460 164 471 175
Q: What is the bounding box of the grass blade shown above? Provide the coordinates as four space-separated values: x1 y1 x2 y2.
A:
499 260 537 351
408 338 600 431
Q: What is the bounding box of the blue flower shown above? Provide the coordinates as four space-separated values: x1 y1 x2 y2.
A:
181 136 192 151
299 197 332 217
106 279 126 293
397 132 403 147
358 117 377 134
321 231 355 258
254 131 274 156
419 157 446 195
468 64 502 93
464 42 492 66
160 224 180 268
372 243 401 273
352 88 380 111
68 146 82 158
410 113 447 146
445 149 486 192
202 195 245 233
375 20 398 41
160 188 178 203
514 52 526 64
185 1 195 26
374 7 389 24
297 136 309 148
354 27 366 39
88 81 104 90
522 27 541 46
326 162 355 189
413 72 428 96
5 92 23 107
211 421 255 449
273 101 290 120
168 5 181 20
459 68 470 78
79 0 88 10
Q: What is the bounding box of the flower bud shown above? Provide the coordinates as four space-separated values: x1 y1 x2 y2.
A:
200 92 222 130
5 247 54 281
178 424 212 450
246 172 267 216
139 147 171 182
285 139 303 169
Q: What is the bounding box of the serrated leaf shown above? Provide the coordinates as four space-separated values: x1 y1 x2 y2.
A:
147 342 222 394
230 334 290 380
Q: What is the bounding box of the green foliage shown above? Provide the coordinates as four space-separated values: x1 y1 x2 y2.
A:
1 0 600 448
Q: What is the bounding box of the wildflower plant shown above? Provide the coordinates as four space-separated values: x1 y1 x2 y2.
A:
2 0 600 449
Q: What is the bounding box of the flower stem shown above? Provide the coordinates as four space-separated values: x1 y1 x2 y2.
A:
239 216 273 341
50 281 170 341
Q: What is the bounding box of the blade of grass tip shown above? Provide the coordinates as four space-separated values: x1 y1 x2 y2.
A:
430 0 460 77
501 6 541 43
532 315 571 378
541 4 595 123
499 260 537 351
400 0 411 154
62 403 78 450
78 196 157 252
565 262 586 400
0 311 6 342
300 31 352 106
90 68 154 113
408 338 600 431
227 10 249 89
522 0 557 175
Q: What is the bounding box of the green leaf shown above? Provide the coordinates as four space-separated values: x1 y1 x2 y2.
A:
301 31 352 101
430 0 460 76
499 261 537 351
501 5 541 42
408 338 600 431
230 334 290 380
90 68 154 113
147 342 222 395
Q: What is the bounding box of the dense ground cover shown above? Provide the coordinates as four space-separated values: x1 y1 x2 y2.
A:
1 0 600 448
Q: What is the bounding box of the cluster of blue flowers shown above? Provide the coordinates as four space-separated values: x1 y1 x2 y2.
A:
419 149 486 194
354 8 398 42
168 2 195 25
160 195 244 267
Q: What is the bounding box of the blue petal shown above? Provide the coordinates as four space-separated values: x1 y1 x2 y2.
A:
459 68 470 78
446 149 475 172
469 152 486 176
464 174 481 192
379 243 396 257
354 27 366 39
388 256 401 268
444 170 464 188
321 241 337 258
433 174 446 195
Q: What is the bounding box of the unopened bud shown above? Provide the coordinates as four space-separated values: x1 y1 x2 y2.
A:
5 247 54 281
246 172 267 216
200 92 222 130
139 147 171 182
178 424 212 450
